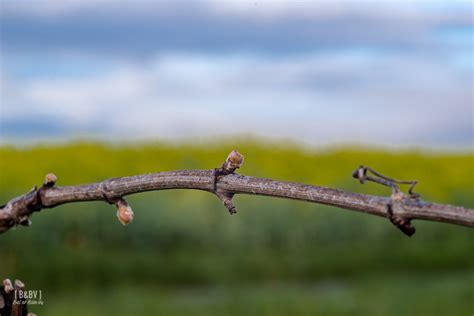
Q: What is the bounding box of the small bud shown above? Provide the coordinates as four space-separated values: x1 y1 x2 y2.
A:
44 173 58 187
14 279 25 290
225 150 244 170
27 313 38 316
115 199 134 226
19 216 32 226
3 279 14 294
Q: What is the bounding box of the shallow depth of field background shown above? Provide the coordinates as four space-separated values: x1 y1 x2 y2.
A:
0 143 473 315
1 1 473 315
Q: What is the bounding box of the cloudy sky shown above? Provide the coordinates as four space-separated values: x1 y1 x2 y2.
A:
0 0 472 148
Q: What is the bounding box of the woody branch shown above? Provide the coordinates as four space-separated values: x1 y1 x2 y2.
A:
0 150 473 237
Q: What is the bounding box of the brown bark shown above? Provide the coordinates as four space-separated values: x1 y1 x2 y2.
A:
1 150 472 237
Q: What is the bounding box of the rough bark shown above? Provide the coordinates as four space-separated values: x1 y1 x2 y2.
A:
1 150 473 237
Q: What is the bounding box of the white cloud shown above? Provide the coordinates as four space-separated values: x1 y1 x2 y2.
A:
1 52 471 147
2 0 469 21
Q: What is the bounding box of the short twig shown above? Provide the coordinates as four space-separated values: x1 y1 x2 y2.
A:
353 166 421 236
353 166 419 198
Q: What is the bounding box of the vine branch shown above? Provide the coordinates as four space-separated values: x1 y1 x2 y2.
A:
1 150 473 237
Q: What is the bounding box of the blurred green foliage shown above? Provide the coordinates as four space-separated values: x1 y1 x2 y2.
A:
0 141 473 315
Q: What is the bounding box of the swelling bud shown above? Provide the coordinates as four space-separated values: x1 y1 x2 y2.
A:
115 199 134 226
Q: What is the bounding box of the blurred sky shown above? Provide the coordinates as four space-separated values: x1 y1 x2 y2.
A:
0 0 472 148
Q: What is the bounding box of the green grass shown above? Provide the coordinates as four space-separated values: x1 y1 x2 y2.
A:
0 141 473 315
29 273 474 316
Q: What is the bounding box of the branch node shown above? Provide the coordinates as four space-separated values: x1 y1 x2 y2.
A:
100 183 121 205
212 150 243 214
213 150 244 189
103 193 118 205
115 198 134 226
33 173 58 211
387 199 416 237
353 166 418 236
